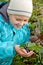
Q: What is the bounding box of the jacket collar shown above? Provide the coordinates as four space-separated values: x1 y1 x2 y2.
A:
0 3 9 22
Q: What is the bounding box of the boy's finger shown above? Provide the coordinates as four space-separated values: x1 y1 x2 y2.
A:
27 51 34 57
21 49 27 54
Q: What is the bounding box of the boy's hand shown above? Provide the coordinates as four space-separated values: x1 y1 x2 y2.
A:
26 51 34 57
15 45 34 57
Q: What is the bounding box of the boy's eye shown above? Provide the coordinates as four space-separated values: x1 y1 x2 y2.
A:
24 19 28 22
16 19 22 21
24 20 27 21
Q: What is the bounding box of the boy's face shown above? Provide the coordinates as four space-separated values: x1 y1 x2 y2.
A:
9 14 29 29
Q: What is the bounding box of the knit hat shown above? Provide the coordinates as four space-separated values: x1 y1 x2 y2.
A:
7 0 33 17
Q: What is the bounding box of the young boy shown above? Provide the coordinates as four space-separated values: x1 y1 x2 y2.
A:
0 0 34 65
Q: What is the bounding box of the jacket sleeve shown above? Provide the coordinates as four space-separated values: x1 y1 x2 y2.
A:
0 18 16 59
21 23 31 43
0 41 15 59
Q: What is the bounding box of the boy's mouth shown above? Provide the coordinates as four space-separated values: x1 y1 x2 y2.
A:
14 24 22 28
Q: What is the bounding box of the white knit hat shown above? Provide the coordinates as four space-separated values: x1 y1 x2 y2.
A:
7 0 33 17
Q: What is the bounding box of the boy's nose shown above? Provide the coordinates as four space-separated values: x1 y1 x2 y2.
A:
21 22 25 26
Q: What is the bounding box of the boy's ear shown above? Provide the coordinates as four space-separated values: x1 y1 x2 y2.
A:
8 14 11 17
8 13 10 16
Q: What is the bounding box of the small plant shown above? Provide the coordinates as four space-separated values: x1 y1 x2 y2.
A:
12 42 43 65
